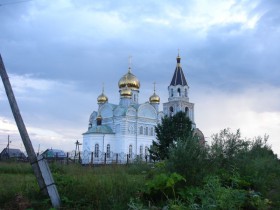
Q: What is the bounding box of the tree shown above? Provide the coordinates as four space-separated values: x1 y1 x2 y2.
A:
149 111 193 160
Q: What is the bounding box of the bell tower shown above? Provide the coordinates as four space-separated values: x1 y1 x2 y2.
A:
163 52 196 127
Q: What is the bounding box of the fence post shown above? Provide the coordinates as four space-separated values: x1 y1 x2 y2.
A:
67 152 69 165
104 153 107 165
91 152 93 166
127 154 129 164
116 153 118 164
78 152 81 163
55 153 58 163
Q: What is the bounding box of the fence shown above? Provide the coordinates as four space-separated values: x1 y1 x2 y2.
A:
0 150 154 165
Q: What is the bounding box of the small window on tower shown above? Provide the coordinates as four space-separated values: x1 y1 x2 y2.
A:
185 107 189 117
178 88 181 96
171 89 174 97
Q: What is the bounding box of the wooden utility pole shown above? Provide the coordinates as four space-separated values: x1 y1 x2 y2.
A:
0 54 60 208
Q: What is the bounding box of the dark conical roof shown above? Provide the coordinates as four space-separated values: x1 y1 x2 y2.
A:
170 55 188 86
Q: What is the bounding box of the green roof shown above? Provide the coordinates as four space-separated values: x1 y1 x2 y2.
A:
83 125 114 135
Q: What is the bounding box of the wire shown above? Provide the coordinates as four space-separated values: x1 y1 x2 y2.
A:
0 0 34 7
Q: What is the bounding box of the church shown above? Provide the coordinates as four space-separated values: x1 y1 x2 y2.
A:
82 53 200 164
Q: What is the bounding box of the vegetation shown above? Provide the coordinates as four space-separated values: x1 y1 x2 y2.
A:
0 162 149 209
150 111 194 160
1 112 280 209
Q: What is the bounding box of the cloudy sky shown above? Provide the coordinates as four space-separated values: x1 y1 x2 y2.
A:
0 0 279 155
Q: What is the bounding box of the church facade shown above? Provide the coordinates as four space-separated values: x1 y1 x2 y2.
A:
82 53 197 164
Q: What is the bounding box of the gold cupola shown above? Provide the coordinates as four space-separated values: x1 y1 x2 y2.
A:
149 82 160 103
97 84 108 104
118 66 140 90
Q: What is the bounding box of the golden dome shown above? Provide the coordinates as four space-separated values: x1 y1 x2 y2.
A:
97 93 108 103
97 85 108 103
149 93 160 103
120 86 132 98
149 82 160 103
118 67 140 90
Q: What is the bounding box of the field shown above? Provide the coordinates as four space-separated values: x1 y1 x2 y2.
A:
0 161 150 209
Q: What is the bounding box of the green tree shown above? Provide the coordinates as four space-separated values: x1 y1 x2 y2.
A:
149 111 193 160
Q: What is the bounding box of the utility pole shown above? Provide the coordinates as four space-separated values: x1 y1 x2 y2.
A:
7 135 11 157
0 54 60 208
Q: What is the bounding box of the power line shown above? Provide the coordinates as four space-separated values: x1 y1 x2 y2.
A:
0 0 34 7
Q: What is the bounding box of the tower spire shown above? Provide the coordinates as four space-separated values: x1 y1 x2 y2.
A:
176 49 181 64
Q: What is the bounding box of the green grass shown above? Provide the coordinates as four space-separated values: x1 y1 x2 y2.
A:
0 161 151 209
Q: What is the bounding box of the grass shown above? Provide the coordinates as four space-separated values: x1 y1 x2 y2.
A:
0 161 151 209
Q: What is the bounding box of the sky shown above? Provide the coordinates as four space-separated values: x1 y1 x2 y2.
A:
0 0 279 155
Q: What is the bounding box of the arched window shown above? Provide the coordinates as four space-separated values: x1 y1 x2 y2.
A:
129 145 132 158
140 126 143 135
169 106 174 116
106 144 110 158
178 88 181 96
185 88 188 97
185 107 189 117
94 144 99 158
140 146 143 159
171 89 174 97
145 146 149 157
145 127 148 135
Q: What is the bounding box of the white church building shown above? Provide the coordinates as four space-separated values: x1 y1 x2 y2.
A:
82 53 199 164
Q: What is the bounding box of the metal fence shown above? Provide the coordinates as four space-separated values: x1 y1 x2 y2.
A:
0 150 154 165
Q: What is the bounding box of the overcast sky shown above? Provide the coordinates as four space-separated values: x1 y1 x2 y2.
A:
0 0 279 155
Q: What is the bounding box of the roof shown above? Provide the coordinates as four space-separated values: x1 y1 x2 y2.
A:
0 148 26 158
84 124 114 135
41 149 66 158
170 56 188 86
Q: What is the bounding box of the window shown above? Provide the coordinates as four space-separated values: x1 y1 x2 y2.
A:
134 94 136 101
140 126 143 135
178 88 181 96
171 89 173 97
94 144 99 158
150 127 154 136
140 146 143 159
129 145 132 158
185 107 189 117
145 127 148 135
128 125 134 134
145 146 149 157
185 88 188 97
106 144 110 158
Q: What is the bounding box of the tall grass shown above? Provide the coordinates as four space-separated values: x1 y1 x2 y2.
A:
0 162 151 209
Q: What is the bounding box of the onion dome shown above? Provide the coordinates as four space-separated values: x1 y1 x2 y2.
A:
120 85 132 98
149 82 160 103
149 93 160 103
118 67 140 90
97 85 108 103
